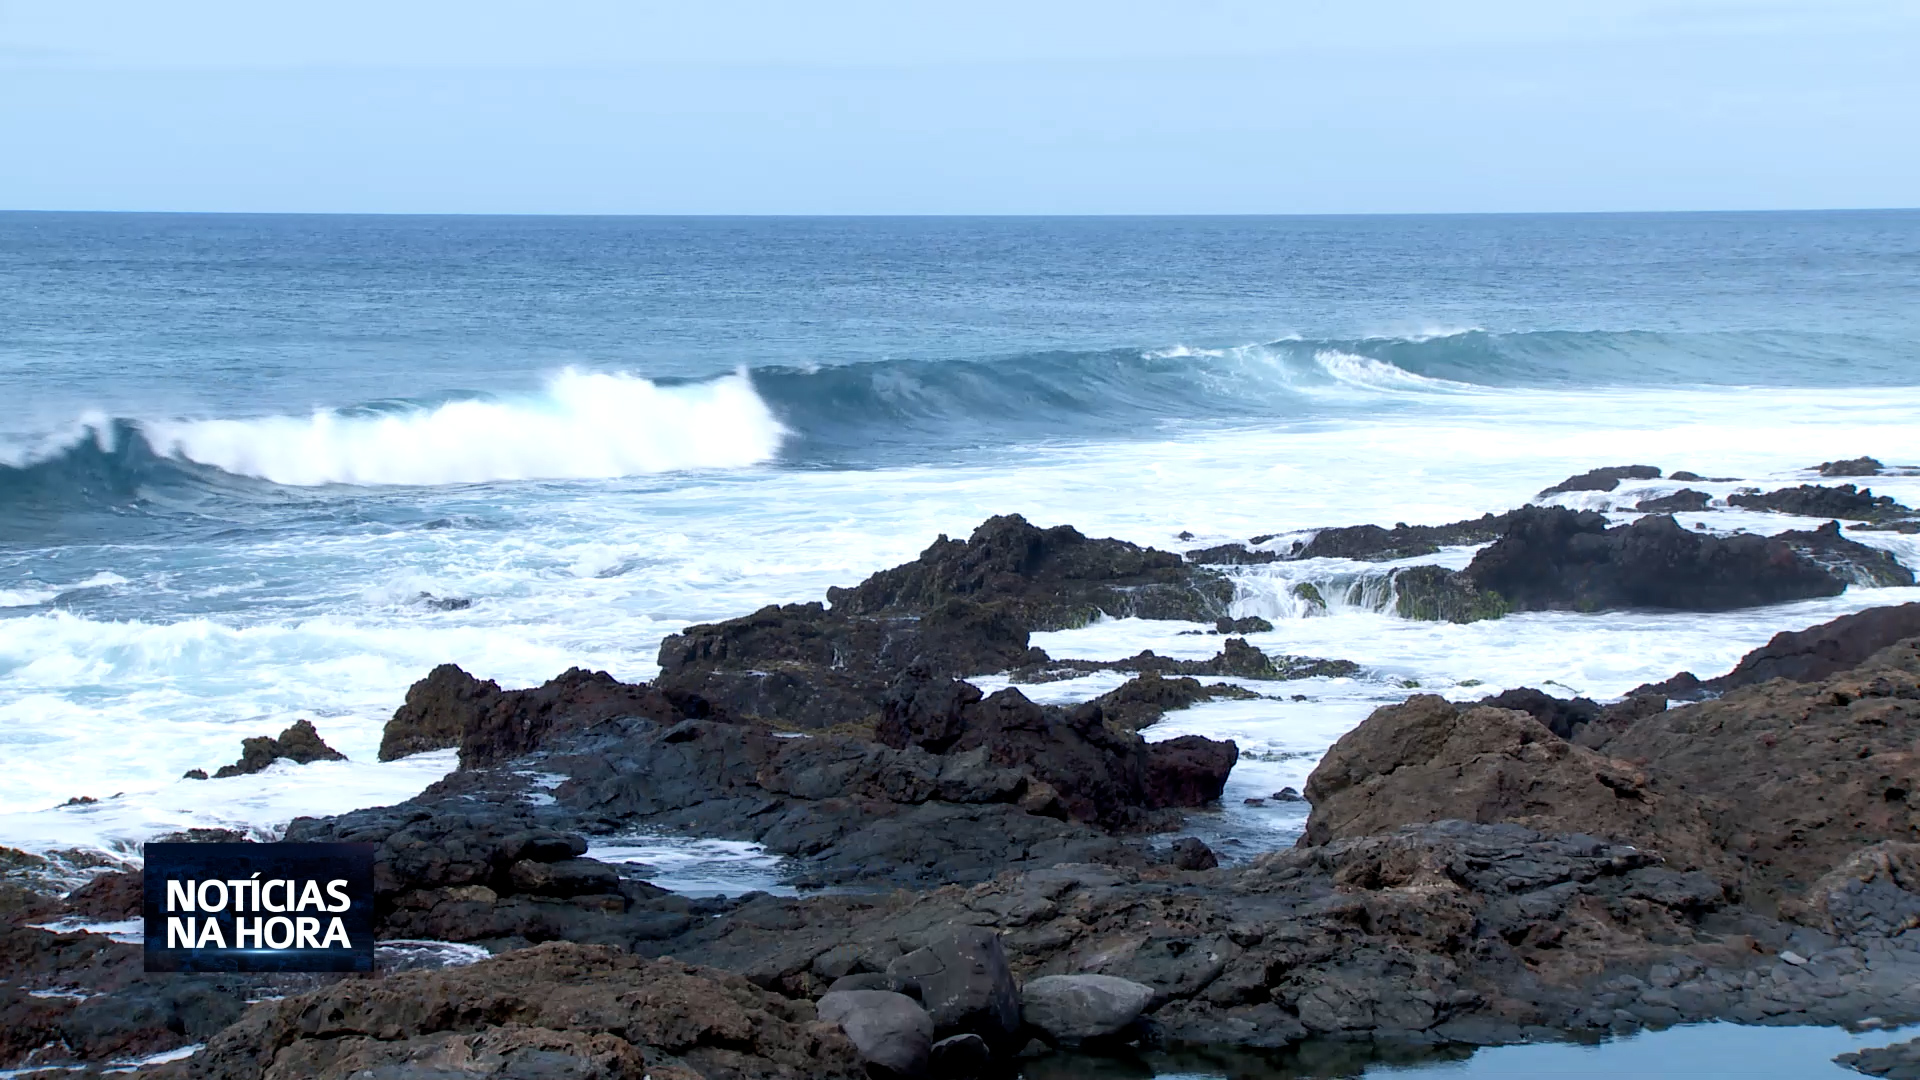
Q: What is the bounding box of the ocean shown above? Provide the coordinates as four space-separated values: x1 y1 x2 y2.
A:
3 208 1919 882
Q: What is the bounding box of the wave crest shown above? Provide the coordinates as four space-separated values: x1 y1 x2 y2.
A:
144 369 787 487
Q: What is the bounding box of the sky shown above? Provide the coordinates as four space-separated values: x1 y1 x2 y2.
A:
1 0 1917 215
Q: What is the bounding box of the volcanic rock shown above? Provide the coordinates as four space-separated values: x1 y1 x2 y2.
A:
1775 521 1916 587
829 514 1233 630
1634 489 1713 513
1168 837 1218 871
1019 639 1359 683
1728 483 1909 521
211 719 345 778
1388 564 1509 623
1020 974 1157 1042
1539 465 1662 495
63 869 142 921
816 989 934 1076
1185 543 1281 565
1080 673 1257 733
1818 457 1886 477
884 927 1022 1049
1473 687 1601 740
1293 513 1513 561
1602 638 1920 905
1459 507 1846 614
1299 695 1724 877
1633 603 1920 701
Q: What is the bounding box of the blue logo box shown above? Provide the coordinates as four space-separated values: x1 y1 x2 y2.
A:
143 842 376 973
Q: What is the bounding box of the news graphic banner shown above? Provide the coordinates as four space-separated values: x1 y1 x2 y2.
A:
143 842 376 972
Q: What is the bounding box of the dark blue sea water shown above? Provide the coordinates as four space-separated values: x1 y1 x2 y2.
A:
3 212 1920 1076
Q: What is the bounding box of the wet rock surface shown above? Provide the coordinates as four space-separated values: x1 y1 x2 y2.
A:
209 719 346 778
1634 488 1713 513
1729 483 1910 521
1820 457 1887 477
1457 507 1846 614
1538 464 1663 495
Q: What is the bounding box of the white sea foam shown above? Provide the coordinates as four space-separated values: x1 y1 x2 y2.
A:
141 368 787 486
3 381 1918 870
0 587 57 608
1309 349 1482 394
588 835 792 896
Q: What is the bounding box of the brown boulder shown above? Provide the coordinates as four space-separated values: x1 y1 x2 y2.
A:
1300 695 1721 875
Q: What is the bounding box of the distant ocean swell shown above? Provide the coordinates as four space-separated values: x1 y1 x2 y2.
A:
0 327 1908 500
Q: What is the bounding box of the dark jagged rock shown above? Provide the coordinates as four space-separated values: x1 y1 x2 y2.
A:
1169 837 1219 871
1458 507 1846 615
1474 687 1601 740
1729 483 1910 521
1294 514 1513 562
454 667 691 769
648 517 1239 733
1634 603 1920 701
379 663 694 767
1216 615 1275 634
829 514 1233 630
1017 639 1360 683
153 828 250 844
1776 521 1917 587
283 798 701 951
1389 565 1510 623
1819 456 1886 477
1838 1037 1920 1078
1082 672 1258 733
63 869 142 921
351 663 1235 897
1539 464 1661 495
655 598 1040 730
1144 736 1238 809
1185 542 1281 565
0 925 259 1072
211 719 345 778
165 943 864 1080
884 927 1022 1050
1634 489 1713 513
380 661 503 760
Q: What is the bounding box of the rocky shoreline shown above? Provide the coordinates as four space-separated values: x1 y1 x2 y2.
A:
6 462 1920 1078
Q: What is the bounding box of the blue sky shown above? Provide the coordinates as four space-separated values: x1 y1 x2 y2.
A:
2 0 1916 214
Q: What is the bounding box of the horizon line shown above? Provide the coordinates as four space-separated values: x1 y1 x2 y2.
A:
4 206 1918 220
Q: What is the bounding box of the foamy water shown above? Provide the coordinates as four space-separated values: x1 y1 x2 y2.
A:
3 379 1917 869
